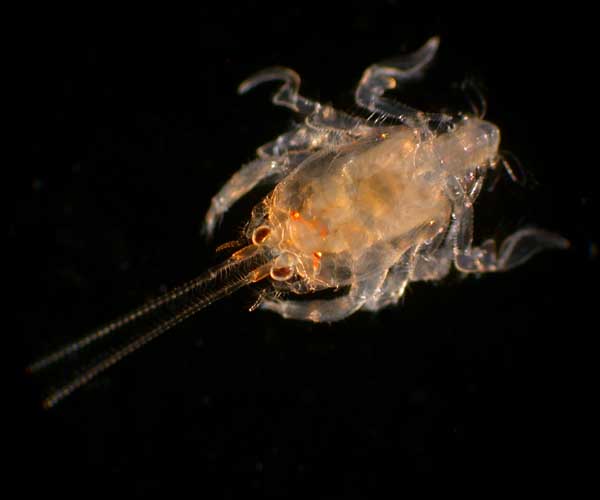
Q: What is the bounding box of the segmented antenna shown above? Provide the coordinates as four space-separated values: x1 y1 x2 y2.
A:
27 245 270 408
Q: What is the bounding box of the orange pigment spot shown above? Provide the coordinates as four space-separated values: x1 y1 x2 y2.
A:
291 209 327 239
312 251 322 271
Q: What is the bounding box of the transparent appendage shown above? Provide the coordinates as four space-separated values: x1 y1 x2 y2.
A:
262 271 388 323
454 227 570 273
354 37 441 124
27 245 269 408
204 158 285 237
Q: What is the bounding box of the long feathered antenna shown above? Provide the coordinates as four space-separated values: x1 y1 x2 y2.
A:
27 243 272 408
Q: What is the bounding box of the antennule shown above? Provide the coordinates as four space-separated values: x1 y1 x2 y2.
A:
28 245 270 408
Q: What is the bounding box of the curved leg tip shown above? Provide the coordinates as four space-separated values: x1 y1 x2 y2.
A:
202 211 220 241
238 67 300 95
425 36 440 52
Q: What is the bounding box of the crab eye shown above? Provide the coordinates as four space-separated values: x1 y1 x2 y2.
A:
252 225 271 245
270 266 294 281
270 252 297 281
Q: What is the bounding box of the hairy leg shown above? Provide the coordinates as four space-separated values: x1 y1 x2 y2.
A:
262 271 387 322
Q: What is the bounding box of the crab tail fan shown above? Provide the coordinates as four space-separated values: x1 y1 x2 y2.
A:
27 244 272 409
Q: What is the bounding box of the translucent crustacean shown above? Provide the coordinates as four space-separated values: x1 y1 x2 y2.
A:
28 37 568 407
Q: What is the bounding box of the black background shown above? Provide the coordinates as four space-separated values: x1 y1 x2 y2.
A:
14 4 597 498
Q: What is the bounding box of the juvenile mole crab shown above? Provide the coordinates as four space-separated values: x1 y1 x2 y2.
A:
29 37 567 407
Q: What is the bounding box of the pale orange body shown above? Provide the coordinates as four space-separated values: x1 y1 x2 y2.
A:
261 118 499 292
30 38 567 407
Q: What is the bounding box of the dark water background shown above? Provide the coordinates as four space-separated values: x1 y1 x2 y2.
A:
14 5 596 497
